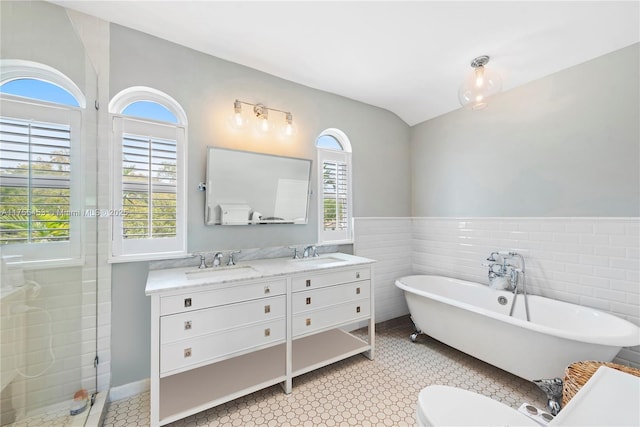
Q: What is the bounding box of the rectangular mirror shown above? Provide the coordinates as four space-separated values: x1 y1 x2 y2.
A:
205 147 312 225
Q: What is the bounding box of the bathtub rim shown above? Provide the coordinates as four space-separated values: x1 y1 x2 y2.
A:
395 274 640 347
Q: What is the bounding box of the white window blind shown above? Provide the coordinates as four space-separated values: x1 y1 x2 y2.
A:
121 133 177 240
322 160 348 232
0 116 71 244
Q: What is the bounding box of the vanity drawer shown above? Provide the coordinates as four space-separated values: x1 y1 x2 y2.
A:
292 300 370 337
292 280 370 314
291 267 370 292
160 279 286 315
161 295 286 344
160 318 286 376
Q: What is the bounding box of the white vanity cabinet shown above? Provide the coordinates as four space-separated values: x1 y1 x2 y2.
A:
290 265 375 379
146 254 374 427
148 278 288 426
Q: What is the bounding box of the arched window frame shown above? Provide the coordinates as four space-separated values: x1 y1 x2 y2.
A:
109 87 188 262
1 59 86 108
0 59 85 266
315 128 353 244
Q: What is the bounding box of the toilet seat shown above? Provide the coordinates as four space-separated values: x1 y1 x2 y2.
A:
417 385 540 426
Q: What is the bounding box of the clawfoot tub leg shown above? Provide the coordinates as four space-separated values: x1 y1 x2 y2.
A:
409 317 422 342
532 378 563 416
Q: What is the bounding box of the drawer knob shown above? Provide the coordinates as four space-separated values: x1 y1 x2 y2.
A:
264 305 271 314
184 348 192 358
356 287 360 295
264 286 270 294
306 279 311 287
184 298 192 308
306 297 311 305
356 306 361 313
356 272 360 279
184 320 192 330
306 318 311 326
264 328 271 337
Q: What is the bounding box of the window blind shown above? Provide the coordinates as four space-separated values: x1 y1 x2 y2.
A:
0 116 71 244
121 134 177 239
322 160 348 231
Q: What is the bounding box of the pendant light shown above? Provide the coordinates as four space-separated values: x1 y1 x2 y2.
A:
458 55 502 110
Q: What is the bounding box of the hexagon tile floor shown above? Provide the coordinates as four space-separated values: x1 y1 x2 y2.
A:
100 316 547 427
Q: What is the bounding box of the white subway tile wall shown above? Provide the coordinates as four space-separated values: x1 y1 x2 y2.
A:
353 218 413 323
354 217 640 368
1 216 103 422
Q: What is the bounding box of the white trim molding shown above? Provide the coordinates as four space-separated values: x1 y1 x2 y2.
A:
109 86 188 125
0 59 86 108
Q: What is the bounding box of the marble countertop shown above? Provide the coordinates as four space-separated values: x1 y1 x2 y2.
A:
145 252 375 295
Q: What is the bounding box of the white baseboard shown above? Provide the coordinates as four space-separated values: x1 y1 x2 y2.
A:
108 378 149 402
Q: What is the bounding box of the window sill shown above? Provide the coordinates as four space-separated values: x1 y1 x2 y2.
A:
318 238 354 246
108 251 189 264
2 256 85 270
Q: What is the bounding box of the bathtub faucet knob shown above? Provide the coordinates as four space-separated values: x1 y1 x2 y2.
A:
487 252 499 262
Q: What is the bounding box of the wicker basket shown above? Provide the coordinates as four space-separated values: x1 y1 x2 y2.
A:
562 361 640 406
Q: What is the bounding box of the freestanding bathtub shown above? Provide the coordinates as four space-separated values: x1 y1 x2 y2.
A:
395 275 640 381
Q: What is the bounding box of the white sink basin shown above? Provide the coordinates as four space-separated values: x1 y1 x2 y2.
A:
185 265 255 280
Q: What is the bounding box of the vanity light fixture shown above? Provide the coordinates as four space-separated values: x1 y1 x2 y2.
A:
228 99 296 137
458 55 502 110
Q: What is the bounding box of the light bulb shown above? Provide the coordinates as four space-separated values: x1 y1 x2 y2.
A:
233 112 244 127
258 117 270 133
227 100 248 130
458 55 502 110
280 112 297 137
253 104 273 134
475 66 485 87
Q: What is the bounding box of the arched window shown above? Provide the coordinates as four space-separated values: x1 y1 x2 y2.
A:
315 128 353 244
109 87 187 261
0 60 84 263
1 78 80 107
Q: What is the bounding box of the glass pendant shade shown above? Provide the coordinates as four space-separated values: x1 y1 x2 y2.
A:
253 104 274 134
256 116 273 133
227 100 249 129
279 112 297 137
458 56 502 110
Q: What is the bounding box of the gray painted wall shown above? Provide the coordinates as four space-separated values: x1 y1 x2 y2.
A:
411 43 640 217
0 1 86 91
110 262 151 387
110 25 411 252
109 24 411 386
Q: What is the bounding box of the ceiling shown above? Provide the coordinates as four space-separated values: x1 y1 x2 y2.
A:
51 1 639 126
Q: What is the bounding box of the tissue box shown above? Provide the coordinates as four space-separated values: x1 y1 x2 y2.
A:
219 204 250 225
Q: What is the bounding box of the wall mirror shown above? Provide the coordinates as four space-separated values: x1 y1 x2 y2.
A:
205 147 312 225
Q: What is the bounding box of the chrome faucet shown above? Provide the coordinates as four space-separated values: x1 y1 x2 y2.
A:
195 253 207 269
484 250 530 321
303 245 318 258
213 252 224 267
227 250 241 266
485 251 520 291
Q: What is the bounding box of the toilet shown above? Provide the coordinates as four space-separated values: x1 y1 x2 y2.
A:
417 385 540 426
417 367 640 427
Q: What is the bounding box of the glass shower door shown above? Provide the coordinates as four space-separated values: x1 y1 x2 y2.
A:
0 1 99 425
